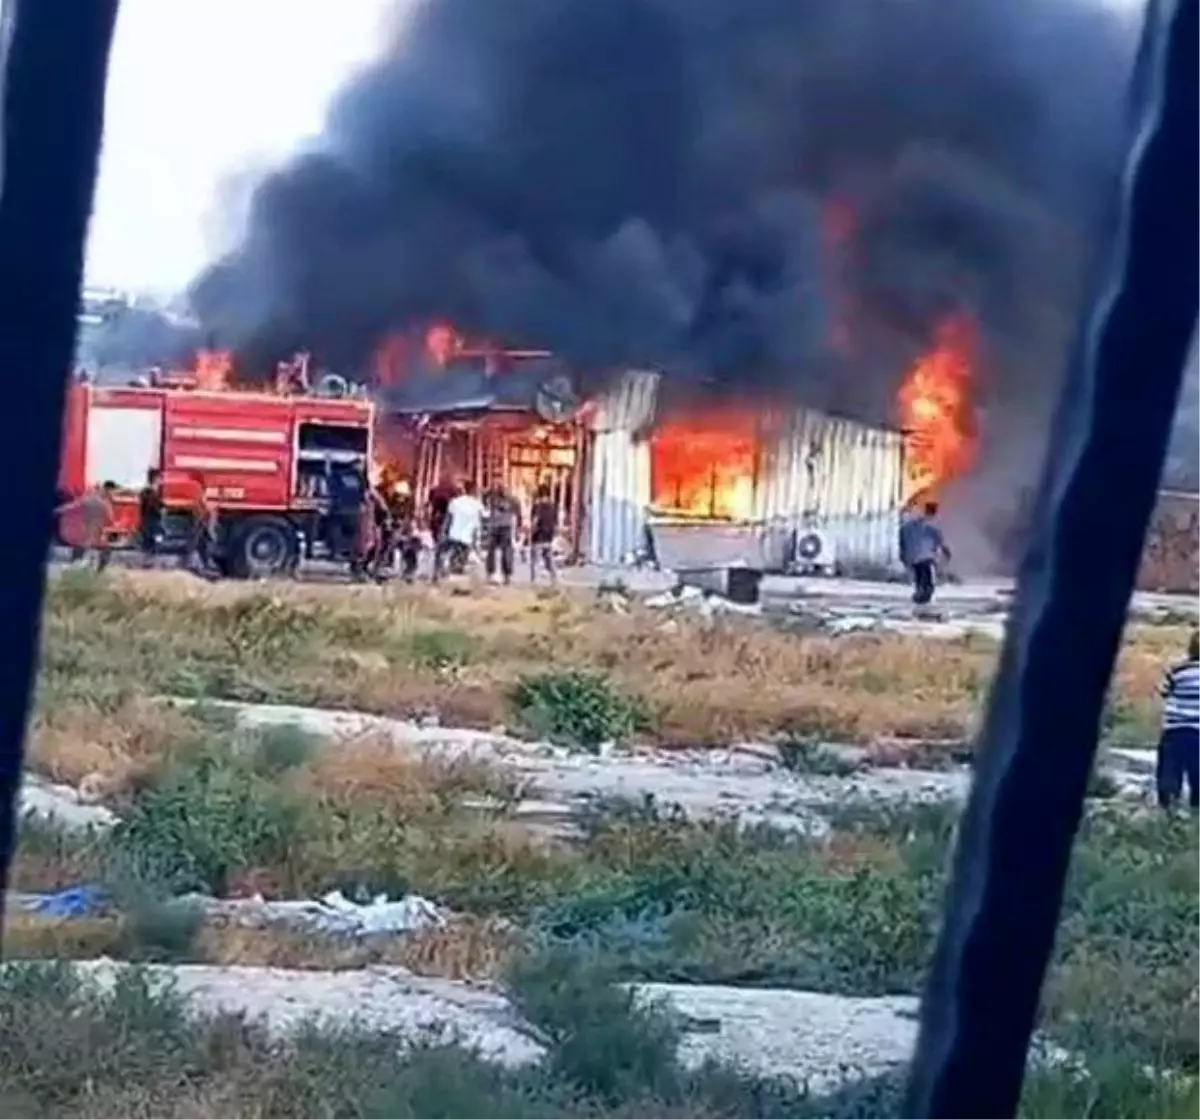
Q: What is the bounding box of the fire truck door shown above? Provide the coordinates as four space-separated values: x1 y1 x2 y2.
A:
86 404 161 489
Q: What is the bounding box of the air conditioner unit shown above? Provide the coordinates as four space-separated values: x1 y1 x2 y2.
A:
792 527 838 574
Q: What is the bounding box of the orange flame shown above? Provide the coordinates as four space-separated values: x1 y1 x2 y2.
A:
898 315 978 505
194 348 233 390
425 322 462 367
650 414 758 521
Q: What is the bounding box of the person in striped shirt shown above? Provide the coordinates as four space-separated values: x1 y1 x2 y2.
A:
1157 630 1199 810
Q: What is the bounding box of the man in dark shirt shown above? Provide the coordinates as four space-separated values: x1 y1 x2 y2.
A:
529 482 558 585
138 468 163 568
484 484 520 585
898 500 951 606
428 475 459 581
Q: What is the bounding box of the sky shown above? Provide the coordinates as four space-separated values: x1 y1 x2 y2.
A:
85 0 395 296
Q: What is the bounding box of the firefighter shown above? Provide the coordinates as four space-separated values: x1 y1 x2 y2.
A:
56 481 117 571
385 478 421 582
137 468 163 568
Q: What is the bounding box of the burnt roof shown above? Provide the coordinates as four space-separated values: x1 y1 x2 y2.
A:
376 355 570 416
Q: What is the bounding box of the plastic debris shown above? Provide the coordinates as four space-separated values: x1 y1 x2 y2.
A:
195 890 447 938
22 884 107 918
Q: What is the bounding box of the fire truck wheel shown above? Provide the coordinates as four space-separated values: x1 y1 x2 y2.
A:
230 516 298 580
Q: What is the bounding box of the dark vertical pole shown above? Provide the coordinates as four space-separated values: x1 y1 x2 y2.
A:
904 0 1198 1115
0 0 122 937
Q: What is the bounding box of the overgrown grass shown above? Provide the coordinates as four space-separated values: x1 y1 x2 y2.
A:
0 948 1192 1119
13 727 1197 1091
35 569 1183 749
0 955 834 1119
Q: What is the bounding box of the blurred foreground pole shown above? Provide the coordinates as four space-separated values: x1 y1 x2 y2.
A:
0 0 120 937
904 0 1198 1116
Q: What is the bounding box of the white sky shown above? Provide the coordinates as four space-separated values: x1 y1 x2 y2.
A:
85 0 394 295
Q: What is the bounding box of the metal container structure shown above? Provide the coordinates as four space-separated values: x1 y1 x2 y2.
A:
583 370 904 571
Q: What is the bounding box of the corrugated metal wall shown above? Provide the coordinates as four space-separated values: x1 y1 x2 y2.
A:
584 371 904 571
755 411 904 571
584 372 658 564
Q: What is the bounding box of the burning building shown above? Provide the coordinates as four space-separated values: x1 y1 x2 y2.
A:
372 325 916 573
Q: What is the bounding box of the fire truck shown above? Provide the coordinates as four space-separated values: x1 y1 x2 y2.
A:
56 377 376 577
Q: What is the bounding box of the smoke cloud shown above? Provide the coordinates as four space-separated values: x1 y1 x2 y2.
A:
191 0 1134 393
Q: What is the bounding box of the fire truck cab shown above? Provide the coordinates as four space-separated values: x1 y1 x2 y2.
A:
57 379 375 577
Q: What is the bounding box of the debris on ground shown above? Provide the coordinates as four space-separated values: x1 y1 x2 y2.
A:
18 884 107 918
192 890 448 938
645 583 763 618
786 600 1006 642
19 776 118 831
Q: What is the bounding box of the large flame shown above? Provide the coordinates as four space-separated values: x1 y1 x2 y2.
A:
898 315 978 504
651 414 758 521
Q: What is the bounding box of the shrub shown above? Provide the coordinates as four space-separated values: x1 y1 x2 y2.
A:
510 671 647 750
108 743 302 895
510 946 683 1105
249 723 320 777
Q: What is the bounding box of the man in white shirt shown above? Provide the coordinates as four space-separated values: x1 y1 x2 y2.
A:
441 479 485 577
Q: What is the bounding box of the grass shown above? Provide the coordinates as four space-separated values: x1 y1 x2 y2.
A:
11 723 1197 1094
35 569 1185 750
0 941 1192 1119
13 569 1196 1115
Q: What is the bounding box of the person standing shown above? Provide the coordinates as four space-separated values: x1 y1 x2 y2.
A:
352 475 388 581
529 482 558 585
386 479 421 582
484 484 521 585
56 481 117 571
138 468 163 568
899 500 951 606
428 474 460 581
443 479 485 577
186 475 219 577
1157 631 1199 810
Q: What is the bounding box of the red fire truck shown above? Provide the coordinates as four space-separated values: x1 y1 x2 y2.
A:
56 378 376 577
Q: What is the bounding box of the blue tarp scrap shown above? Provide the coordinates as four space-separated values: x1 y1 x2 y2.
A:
20 884 107 919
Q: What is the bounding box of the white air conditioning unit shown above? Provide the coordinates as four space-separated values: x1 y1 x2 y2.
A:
792 528 838 574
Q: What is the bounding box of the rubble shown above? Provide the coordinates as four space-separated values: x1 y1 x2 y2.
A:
19 775 118 831
787 600 1006 642
193 890 447 938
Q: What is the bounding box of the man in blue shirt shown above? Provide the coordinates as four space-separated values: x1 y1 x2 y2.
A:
899 501 951 606
1157 631 1200 810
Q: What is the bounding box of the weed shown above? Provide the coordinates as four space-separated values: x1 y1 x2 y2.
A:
108 743 302 894
510 947 684 1105
396 626 475 670
511 670 648 750
248 723 320 777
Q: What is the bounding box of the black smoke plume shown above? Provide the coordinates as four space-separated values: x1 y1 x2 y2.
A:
191 0 1136 410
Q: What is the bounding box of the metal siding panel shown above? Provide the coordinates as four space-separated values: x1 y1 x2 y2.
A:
757 406 902 571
